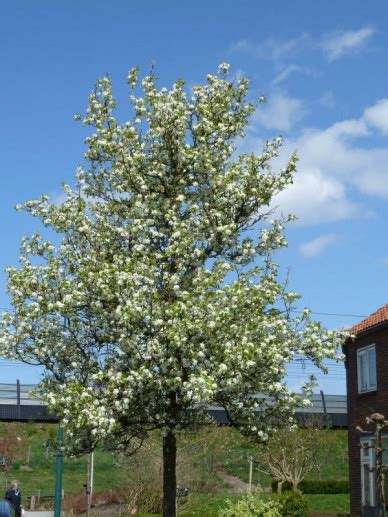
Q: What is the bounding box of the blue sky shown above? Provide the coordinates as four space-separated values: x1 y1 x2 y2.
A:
1 0 388 392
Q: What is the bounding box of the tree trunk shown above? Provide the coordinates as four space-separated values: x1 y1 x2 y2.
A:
277 480 283 494
163 431 177 517
375 423 385 517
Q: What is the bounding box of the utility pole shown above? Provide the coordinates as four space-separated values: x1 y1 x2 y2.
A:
54 423 64 517
357 412 388 517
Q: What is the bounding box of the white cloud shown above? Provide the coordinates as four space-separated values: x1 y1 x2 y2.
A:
272 64 312 85
274 168 360 224
300 234 337 258
230 34 309 65
265 97 388 224
320 26 375 62
319 91 335 109
364 99 388 134
253 93 305 132
231 27 374 69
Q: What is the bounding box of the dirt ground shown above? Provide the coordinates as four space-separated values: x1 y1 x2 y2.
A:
216 469 257 493
79 504 125 516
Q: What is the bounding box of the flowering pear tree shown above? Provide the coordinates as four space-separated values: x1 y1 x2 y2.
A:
0 64 341 517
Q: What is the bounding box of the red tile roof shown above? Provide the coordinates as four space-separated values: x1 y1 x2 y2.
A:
349 305 388 334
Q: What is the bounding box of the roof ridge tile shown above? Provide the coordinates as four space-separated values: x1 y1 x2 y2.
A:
349 304 388 334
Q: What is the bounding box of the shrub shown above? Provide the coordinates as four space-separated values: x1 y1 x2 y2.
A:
271 479 349 494
277 490 309 517
62 489 122 514
11 459 20 471
219 495 282 517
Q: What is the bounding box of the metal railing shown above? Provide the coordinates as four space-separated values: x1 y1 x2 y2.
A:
0 382 347 426
0 381 43 408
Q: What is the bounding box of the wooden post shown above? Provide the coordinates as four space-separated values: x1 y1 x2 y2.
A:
30 495 36 510
248 456 253 494
90 452 94 504
86 452 94 515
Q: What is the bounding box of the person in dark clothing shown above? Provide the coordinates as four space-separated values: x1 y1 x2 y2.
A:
4 481 21 517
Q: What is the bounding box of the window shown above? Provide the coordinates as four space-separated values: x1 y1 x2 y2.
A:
360 436 375 507
357 345 377 393
360 435 388 512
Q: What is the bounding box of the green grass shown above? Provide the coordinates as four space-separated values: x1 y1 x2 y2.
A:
305 494 349 512
213 427 349 487
0 422 350 515
0 423 124 497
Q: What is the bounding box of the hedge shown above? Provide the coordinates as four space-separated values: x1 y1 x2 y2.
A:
271 479 349 494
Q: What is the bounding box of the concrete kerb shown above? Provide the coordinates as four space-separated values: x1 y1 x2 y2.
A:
24 512 54 517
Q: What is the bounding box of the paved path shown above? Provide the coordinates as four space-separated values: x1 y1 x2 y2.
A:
24 512 53 516
217 469 257 493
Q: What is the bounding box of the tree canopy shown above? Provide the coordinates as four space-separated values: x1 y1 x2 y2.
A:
0 64 341 516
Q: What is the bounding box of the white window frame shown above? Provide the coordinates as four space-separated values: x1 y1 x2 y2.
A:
360 434 388 510
360 435 375 507
357 344 377 394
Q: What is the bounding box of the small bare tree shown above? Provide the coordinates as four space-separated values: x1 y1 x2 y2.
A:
256 416 324 493
357 412 388 517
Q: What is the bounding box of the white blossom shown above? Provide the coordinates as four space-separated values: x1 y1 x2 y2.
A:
0 64 342 458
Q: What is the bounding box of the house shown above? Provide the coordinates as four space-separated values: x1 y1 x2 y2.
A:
344 304 388 516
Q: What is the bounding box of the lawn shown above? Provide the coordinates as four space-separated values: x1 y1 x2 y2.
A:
0 422 350 514
0 422 123 497
214 427 349 487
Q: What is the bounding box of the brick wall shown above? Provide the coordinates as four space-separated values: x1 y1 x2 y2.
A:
345 324 388 516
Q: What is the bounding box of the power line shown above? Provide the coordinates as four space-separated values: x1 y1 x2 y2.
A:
307 311 365 318
288 365 345 370
0 307 367 318
290 310 366 318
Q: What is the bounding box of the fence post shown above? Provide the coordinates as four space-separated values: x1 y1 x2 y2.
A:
16 380 21 419
248 456 253 494
86 452 94 515
320 389 328 425
30 495 36 511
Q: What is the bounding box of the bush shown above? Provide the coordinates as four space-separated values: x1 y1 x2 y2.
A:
219 495 282 517
277 490 309 517
301 479 349 494
11 459 20 470
271 479 349 494
62 489 121 514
